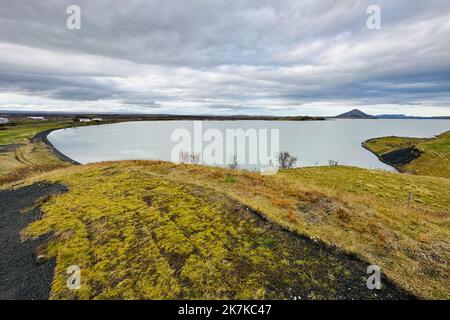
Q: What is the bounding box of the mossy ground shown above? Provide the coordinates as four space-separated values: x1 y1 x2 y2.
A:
21 161 449 299
22 165 408 300
364 130 450 178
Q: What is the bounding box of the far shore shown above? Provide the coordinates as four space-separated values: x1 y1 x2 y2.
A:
0 113 326 122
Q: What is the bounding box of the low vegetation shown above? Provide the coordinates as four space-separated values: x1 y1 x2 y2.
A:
0 118 123 184
278 151 298 169
17 161 449 299
0 120 72 145
22 164 411 299
363 130 450 178
0 120 75 184
0 142 69 185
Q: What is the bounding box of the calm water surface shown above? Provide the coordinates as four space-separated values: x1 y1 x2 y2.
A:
48 119 450 171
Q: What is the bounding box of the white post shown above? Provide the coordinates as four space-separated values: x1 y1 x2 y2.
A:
407 192 414 208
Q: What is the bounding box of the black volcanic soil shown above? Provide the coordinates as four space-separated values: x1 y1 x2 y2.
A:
381 147 423 166
0 144 23 153
0 182 67 300
32 129 80 165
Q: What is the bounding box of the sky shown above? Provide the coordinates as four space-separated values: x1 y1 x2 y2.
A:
0 0 450 116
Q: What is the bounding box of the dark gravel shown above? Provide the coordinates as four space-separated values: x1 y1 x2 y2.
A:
32 129 80 165
381 147 422 166
0 182 67 300
0 144 23 154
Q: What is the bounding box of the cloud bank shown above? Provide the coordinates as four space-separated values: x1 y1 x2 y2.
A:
0 0 449 116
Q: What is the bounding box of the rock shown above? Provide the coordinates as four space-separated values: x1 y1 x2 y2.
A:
35 255 47 265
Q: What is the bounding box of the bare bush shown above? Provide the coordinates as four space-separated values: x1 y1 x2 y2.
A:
179 150 190 163
278 151 297 169
179 150 201 164
190 152 201 164
228 154 238 169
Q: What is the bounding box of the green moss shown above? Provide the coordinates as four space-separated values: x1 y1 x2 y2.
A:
224 174 237 183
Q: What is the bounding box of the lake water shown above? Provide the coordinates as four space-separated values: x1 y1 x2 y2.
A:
48 119 450 171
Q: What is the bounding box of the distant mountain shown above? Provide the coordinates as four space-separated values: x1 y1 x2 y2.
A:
335 109 376 119
377 114 407 119
377 114 450 119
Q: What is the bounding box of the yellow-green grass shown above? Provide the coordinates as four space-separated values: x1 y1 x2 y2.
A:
0 120 76 184
19 161 449 299
0 119 120 185
0 120 75 145
364 130 450 178
21 164 397 300
0 141 70 185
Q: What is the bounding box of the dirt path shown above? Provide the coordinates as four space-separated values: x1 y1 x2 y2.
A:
0 182 67 300
0 144 23 154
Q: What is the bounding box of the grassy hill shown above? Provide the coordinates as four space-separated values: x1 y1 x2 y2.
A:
363 130 450 178
12 161 448 299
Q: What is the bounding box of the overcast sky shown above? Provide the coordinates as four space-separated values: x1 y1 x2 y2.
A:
0 0 449 116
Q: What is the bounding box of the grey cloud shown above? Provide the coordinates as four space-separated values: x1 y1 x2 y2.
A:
120 99 162 109
0 71 120 101
0 0 449 115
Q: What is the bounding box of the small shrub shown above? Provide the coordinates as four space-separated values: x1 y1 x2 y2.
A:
287 209 297 223
178 150 190 163
271 198 290 209
189 152 201 164
278 151 297 169
228 154 238 169
257 235 276 247
224 174 237 183
178 151 201 164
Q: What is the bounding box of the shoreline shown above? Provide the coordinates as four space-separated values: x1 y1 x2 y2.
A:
30 117 326 167
32 128 81 165
34 121 435 174
361 141 402 173
39 125 406 173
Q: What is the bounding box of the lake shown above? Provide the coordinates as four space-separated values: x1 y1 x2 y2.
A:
48 119 450 171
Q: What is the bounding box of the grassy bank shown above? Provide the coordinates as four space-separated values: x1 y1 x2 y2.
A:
0 120 76 184
0 120 73 145
0 118 121 184
363 130 450 178
18 161 449 299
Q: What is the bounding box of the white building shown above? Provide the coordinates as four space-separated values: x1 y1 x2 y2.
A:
79 117 103 122
0 117 9 124
27 116 47 121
